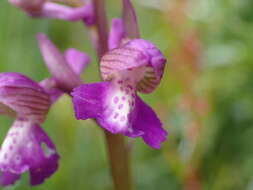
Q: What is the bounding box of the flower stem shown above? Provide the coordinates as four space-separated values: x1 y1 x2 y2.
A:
93 0 133 190
104 132 133 190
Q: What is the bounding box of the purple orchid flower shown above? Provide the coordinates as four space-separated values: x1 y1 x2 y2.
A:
0 72 59 186
8 0 95 25
0 33 90 186
71 0 167 149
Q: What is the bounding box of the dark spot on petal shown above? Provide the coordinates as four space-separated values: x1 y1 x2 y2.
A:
113 96 119 104
118 104 123 110
114 113 119 119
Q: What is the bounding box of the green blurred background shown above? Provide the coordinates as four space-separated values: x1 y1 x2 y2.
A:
1 0 253 189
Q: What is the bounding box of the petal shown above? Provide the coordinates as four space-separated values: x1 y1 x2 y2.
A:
100 39 167 93
72 82 167 148
40 78 64 104
0 73 50 122
108 18 126 50
124 96 168 149
0 72 44 91
8 0 45 13
39 2 95 24
122 0 140 38
0 171 20 186
72 81 136 133
37 33 82 92
71 82 108 120
0 119 59 185
64 48 90 75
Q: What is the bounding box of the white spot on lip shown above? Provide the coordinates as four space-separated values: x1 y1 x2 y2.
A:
105 79 136 132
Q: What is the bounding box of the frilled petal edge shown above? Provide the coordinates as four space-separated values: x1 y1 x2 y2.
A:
124 96 168 148
0 171 20 186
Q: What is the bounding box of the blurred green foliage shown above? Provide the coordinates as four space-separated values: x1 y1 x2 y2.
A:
1 0 253 189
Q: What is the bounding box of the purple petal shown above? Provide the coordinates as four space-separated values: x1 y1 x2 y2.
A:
108 18 126 50
100 39 166 93
0 72 44 91
72 82 167 148
0 119 59 185
122 0 140 38
0 171 20 186
72 82 109 120
124 96 168 149
8 0 45 13
38 2 95 24
72 81 137 133
40 78 64 104
37 33 82 92
64 48 90 75
0 72 50 122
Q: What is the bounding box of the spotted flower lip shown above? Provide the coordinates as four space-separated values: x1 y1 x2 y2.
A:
8 0 95 24
0 72 59 186
0 119 59 186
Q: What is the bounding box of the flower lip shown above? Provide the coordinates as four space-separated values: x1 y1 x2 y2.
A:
0 119 59 186
0 72 50 122
100 39 166 94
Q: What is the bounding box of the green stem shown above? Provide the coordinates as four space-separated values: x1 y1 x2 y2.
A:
104 132 133 190
93 0 133 189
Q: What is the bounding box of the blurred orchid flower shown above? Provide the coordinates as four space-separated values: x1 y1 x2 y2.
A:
0 72 59 186
8 0 95 24
0 33 90 186
72 0 167 149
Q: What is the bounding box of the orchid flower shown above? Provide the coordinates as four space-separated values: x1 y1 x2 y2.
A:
8 0 95 24
0 72 59 186
71 0 167 148
0 34 90 186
